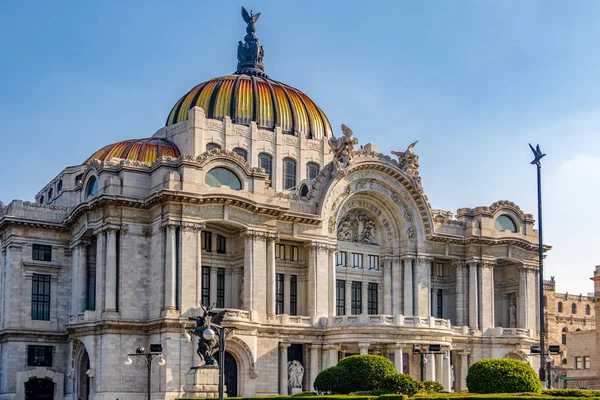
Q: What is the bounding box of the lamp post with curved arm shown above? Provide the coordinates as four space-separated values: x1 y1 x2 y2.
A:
124 345 166 400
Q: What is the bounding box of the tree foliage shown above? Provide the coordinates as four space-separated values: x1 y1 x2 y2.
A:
466 358 542 394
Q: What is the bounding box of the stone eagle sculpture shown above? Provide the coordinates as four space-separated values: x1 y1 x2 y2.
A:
241 6 261 33
328 124 358 175
392 140 420 174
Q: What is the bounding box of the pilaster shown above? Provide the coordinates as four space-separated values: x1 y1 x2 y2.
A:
479 261 495 331
414 255 433 317
453 260 466 327
392 257 402 315
467 260 478 330
279 342 291 395
383 256 393 315
402 256 414 316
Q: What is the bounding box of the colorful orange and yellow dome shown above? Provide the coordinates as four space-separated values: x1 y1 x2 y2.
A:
84 138 180 164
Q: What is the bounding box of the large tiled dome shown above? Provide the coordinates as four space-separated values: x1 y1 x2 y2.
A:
166 75 332 139
84 138 180 164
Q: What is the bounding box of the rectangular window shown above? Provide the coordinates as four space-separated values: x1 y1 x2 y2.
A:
290 275 297 316
351 281 362 315
216 234 226 254
276 273 284 314
216 268 225 308
368 255 379 270
32 274 51 321
432 263 443 277
202 267 211 306
27 345 53 367
32 244 52 262
575 357 582 370
336 279 346 316
436 289 443 318
203 232 212 252
290 246 299 262
276 244 286 259
368 282 378 314
584 356 591 369
336 252 347 267
352 253 363 269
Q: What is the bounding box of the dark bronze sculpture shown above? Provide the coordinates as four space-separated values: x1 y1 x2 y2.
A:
236 6 266 77
188 305 227 366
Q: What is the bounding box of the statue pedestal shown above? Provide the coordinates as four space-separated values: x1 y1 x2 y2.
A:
182 366 226 398
291 387 302 395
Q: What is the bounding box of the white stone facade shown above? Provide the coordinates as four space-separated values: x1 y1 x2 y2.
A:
0 105 546 399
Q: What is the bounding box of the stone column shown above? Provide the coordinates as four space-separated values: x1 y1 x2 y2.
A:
527 266 538 333
306 243 330 317
453 260 466 327
242 233 254 311
105 228 117 311
414 256 433 317
467 260 478 330
328 247 336 317
196 227 203 307
458 350 470 392
309 344 320 391
425 354 436 381
164 225 177 310
517 265 529 329
392 258 402 315
322 344 337 368
358 341 370 355
345 280 352 316
403 257 414 315
267 236 277 317
77 242 88 313
435 353 443 385
279 342 291 395
362 280 368 315
394 343 404 374
442 351 452 392
383 257 392 315
95 230 105 313
479 261 495 331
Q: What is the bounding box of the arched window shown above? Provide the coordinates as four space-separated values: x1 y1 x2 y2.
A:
586 304 591 315
558 302 563 313
57 180 63 192
86 177 98 198
299 184 309 197
283 158 297 190
39 196 44 205
306 162 320 180
495 215 518 232
258 153 273 186
572 303 577 314
205 168 242 190
562 327 568 345
47 188 53 201
233 147 247 161
206 142 221 151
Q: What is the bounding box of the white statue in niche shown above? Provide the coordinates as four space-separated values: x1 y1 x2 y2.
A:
288 360 304 390
509 299 517 328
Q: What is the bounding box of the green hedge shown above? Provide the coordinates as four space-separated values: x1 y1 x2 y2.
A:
314 355 398 394
466 359 542 394
544 389 600 397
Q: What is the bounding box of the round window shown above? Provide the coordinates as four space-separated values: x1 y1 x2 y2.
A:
494 215 517 232
206 168 242 190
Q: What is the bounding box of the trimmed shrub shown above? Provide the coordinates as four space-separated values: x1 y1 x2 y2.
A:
544 389 600 397
314 355 398 394
466 358 542 394
383 373 422 396
421 380 444 393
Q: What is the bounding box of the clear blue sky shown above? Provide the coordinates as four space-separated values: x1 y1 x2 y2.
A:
1 1 599 293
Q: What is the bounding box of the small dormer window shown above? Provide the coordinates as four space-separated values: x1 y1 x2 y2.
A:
57 180 63 192
233 147 248 161
47 188 53 201
86 177 99 197
39 196 44 205
494 215 517 233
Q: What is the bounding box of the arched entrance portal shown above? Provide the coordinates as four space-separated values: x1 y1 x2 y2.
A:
224 351 238 397
77 349 91 400
25 378 54 400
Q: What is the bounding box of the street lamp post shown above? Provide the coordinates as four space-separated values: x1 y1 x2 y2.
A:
529 143 547 384
124 345 166 400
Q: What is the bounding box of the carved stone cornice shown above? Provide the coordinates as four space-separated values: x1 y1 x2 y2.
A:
304 241 334 251
519 264 538 272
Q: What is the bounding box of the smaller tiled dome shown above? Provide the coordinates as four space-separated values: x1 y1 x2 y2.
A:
84 138 180 164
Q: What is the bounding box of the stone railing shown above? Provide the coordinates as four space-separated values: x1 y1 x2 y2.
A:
270 314 314 326
221 309 251 322
327 314 451 329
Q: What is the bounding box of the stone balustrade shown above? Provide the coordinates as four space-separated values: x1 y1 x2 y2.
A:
327 314 452 329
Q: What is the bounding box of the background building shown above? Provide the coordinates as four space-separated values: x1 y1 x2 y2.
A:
0 10 546 400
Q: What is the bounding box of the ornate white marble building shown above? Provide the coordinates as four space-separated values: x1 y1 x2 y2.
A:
0 9 546 400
